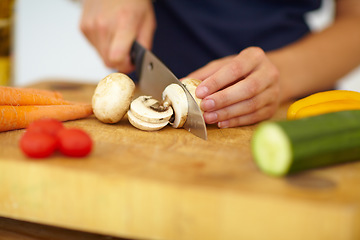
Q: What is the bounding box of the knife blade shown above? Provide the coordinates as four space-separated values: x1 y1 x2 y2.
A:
130 41 207 140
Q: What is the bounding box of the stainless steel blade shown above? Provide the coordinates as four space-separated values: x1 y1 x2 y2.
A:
131 41 207 140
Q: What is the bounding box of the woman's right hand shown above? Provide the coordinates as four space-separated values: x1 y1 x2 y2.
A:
80 0 156 73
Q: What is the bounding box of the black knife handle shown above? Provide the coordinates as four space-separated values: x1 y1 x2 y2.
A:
130 41 146 78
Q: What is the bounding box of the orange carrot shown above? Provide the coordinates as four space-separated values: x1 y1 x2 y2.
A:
0 86 69 106
0 104 93 132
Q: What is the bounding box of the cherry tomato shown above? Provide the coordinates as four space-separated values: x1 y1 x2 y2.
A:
19 131 58 158
27 118 64 136
57 128 92 157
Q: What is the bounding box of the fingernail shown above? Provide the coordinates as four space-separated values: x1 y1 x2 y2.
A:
201 99 215 110
218 121 229 129
204 112 218 123
196 86 208 98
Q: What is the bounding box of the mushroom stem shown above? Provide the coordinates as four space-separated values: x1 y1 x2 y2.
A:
150 98 170 112
163 96 170 108
162 84 188 128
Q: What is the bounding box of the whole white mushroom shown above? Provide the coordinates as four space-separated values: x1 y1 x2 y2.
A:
92 73 135 123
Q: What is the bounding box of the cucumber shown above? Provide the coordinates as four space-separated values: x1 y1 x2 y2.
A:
251 110 360 176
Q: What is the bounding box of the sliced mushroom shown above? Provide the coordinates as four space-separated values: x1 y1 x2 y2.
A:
162 84 188 128
129 96 173 124
92 73 135 124
126 79 202 131
127 96 173 131
127 110 169 131
181 78 203 111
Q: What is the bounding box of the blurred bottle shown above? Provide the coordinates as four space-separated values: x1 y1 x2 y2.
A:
0 0 14 86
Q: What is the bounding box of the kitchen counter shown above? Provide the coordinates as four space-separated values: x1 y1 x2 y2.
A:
0 80 359 240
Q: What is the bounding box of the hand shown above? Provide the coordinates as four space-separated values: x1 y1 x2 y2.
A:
80 0 156 73
187 47 280 128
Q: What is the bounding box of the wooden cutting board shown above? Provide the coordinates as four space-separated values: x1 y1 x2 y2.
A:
0 80 359 240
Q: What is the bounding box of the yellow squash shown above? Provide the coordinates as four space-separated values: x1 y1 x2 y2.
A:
287 90 360 120
294 100 360 119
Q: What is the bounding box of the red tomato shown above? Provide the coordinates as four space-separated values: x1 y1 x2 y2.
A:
57 128 92 157
19 131 58 158
27 118 64 136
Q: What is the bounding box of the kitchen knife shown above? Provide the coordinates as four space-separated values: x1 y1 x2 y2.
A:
130 41 207 140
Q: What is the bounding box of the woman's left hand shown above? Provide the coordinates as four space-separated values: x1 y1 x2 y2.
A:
187 47 280 128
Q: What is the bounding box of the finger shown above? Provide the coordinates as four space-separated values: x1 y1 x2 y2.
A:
109 31 135 73
217 104 278 128
80 1 115 67
202 85 280 124
200 60 279 112
95 15 113 67
196 47 266 99
137 6 156 50
107 14 137 72
79 0 97 47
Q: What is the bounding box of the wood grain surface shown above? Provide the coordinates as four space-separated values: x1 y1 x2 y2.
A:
0 80 359 240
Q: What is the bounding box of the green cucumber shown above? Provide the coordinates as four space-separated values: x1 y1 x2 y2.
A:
251 110 360 176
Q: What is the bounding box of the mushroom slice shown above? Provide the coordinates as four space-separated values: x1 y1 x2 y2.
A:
182 78 203 111
162 84 188 128
130 96 173 124
127 110 169 131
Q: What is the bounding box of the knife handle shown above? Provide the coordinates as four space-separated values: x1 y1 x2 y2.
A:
130 41 146 78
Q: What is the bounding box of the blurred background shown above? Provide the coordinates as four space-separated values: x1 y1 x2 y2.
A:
1 0 359 90
12 0 112 86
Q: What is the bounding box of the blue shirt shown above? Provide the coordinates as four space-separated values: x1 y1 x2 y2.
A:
151 0 321 78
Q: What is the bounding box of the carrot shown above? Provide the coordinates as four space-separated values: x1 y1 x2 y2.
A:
0 86 70 106
0 104 93 132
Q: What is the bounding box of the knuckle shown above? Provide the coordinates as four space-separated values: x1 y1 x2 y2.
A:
217 108 232 122
207 77 222 93
95 17 108 32
245 78 259 98
230 116 247 127
244 46 265 61
228 60 243 79
115 8 134 26
247 112 262 125
222 107 232 120
249 46 265 57
246 97 259 111
207 60 220 68
216 91 230 107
